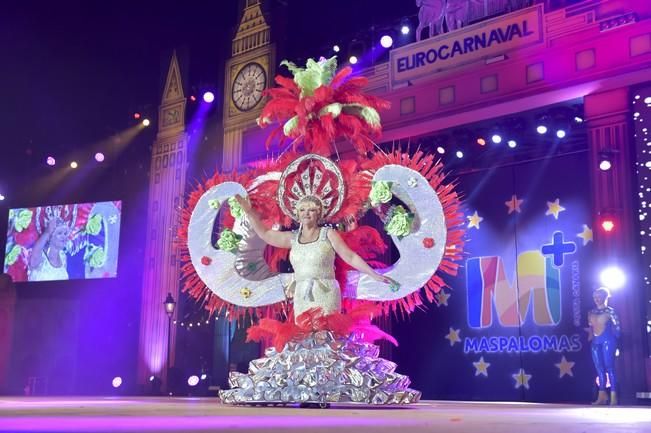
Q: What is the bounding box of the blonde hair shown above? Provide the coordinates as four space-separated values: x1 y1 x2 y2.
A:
295 196 324 219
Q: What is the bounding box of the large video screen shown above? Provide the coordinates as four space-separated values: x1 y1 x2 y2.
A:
4 201 121 282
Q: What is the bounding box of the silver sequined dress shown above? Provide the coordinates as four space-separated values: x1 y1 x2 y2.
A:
219 227 421 405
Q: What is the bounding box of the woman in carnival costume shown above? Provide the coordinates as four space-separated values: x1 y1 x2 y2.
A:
588 287 620 405
179 56 465 405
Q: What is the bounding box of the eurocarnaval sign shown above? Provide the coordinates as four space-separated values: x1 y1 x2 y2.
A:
390 5 544 87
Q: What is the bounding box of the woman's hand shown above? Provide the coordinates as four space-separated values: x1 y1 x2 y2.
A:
371 273 400 292
234 195 253 214
46 219 57 235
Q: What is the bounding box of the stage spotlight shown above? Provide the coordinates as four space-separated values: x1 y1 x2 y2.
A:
187 375 200 387
333 45 340 53
574 116 584 123
0 194 5 201
601 218 615 232
401 25 410 35
507 140 517 148
477 137 486 146
133 112 141 120
349 55 358 65
200 374 207 380
491 134 502 144
70 161 78 169
456 150 464 159
536 125 548 134
599 159 612 171
190 95 197 102
142 119 151 127
203 91 215 103
112 377 122 388
599 266 626 290
149 375 155 382
556 129 566 138
95 152 105 162
645 96 651 104
46 156 56 166
436 146 445 154
380 35 393 48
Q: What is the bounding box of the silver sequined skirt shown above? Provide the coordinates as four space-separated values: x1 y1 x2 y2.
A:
219 331 420 405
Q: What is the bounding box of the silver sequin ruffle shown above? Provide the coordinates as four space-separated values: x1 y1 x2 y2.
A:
219 331 421 405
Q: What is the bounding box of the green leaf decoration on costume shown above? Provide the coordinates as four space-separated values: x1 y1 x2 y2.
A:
14 209 33 232
217 229 243 253
84 246 106 268
369 181 393 206
85 214 103 236
319 103 343 118
227 197 244 219
208 199 220 210
384 205 414 239
283 115 300 136
5 245 21 266
281 56 338 97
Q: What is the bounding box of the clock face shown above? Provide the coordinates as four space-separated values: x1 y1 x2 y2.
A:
231 62 267 112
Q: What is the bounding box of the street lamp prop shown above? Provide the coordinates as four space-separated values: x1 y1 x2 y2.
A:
163 292 176 394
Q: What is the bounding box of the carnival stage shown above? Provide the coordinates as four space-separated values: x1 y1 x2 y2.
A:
0 397 649 433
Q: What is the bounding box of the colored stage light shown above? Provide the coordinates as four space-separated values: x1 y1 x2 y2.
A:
142 119 151 127
190 95 197 102
556 129 566 138
380 35 393 48
401 25 410 35
507 140 517 148
536 125 548 134
599 266 626 290
95 152 105 162
436 146 445 154
203 91 215 103
333 45 340 53
112 377 122 388
601 219 615 232
349 55 358 65
476 138 486 146
599 160 612 171
46 156 56 166
491 134 502 144
187 375 200 387
70 161 78 169
456 150 464 158
133 112 141 120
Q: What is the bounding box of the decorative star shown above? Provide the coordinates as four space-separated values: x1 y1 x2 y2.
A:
577 224 593 246
473 357 491 377
546 198 566 220
445 327 461 346
555 356 575 378
505 195 523 214
467 211 483 229
435 290 451 307
512 368 532 389
407 177 418 188
108 215 118 224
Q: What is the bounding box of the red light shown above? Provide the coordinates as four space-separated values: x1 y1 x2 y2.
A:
477 138 486 146
190 95 197 102
133 112 141 119
601 219 615 232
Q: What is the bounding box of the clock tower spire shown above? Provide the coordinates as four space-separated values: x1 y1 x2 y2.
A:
222 0 275 171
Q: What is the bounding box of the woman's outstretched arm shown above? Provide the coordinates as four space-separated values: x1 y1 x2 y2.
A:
234 195 292 249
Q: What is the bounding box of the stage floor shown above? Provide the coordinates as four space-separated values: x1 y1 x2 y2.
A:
0 397 649 433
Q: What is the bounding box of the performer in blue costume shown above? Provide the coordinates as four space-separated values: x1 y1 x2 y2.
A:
588 287 620 405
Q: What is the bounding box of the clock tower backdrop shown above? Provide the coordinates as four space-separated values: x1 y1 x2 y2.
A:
222 0 275 171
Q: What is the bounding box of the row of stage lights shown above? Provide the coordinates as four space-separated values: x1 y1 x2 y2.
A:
332 24 412 64
435 117 582 160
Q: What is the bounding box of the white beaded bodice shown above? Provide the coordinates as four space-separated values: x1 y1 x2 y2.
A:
289 227 341 318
